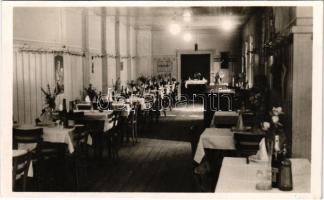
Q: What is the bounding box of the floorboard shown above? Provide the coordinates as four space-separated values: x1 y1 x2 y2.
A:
84 104 204 192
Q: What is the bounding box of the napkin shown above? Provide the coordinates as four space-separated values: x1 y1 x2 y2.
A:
236 113 245 130
255 138 269 161
85 95 91 103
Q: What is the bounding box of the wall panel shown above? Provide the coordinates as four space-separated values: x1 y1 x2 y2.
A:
13 50 84 124
13 51 19 122
16 52 25 123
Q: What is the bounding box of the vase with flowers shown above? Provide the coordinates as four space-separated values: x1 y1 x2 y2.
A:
40 84 60 124
261 106 287 149
261 106 288 188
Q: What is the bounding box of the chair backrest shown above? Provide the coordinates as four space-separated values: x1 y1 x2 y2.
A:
13 128 43 149
12 151 31 191
242 113 254 127
189 125 200 159
68 112 85 124
108 111 119 128
86 119 105 135
73 125 89 154
233 132 264 156
77 104 92 110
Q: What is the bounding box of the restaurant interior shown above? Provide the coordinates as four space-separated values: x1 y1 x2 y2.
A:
10 5 315 193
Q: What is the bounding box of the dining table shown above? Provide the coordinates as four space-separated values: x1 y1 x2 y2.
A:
215 157 311 193
194 128 264 164
14 124 91 154
74 110 114 132
129 96 146 109
111 102 132 117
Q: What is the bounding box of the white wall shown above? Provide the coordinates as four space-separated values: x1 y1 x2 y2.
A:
151 29 241 84
13 8 138 123
13 8 85 124
106 16 117 88
136 29 153 77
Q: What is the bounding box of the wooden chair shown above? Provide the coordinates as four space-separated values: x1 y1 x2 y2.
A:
12 128 43 157
72 124 90 191
242 112 255 127
12 151 32 191
86 120 105 160
76 104 92 110
188 125 200 160
233 132 264 158
126 104 139 144
105 112 120 160
13 128 63 191
188 126 213 192
68 112 85 124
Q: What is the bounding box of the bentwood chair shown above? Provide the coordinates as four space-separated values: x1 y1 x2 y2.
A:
12 151 32 191
233 132 264 159
188 126 213 192
13 128 65 191
104 111 121 160
126 103 140 144
72 124 90 191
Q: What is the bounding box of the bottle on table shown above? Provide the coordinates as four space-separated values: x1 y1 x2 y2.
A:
271 134 281 188
279 157 293 191
61 98 68 128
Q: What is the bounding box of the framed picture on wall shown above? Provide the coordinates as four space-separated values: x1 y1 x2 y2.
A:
54 55 64 93
156 57 173 72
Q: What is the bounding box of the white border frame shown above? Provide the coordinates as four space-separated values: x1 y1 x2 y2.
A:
1 1 323 199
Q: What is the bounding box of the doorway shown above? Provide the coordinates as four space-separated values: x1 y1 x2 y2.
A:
178 52 212 98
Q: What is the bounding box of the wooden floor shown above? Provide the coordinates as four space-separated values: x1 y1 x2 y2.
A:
86 105 204 192
87 138 195 192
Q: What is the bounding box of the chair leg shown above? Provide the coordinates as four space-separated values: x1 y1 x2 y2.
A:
112 135 119 161
22 175 27 191
74 160 79 191
132 126 136 145
135 123 138 143
107 136 112 160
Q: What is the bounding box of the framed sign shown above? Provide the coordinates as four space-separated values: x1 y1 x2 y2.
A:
54 55 64 93
155 56 175 73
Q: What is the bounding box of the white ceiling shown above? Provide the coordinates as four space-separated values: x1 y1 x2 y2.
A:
86 7 254 31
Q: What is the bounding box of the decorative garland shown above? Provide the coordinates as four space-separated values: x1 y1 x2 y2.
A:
16 45 137 59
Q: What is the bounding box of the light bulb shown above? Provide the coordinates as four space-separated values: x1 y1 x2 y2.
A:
183 32 192 42
169 23 181 35
220 17 236 32
183 11 192 23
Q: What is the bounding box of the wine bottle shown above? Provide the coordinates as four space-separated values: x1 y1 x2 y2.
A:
61 98 68 127
271 134 281 188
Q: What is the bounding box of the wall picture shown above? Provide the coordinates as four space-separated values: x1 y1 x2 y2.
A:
54 55 64 93
154 56 176 74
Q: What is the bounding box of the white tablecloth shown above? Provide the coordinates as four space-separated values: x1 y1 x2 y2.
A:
16 125 77 154
42 127 75 153
13 149 33 177
185 79 207 88
215 157 310 193
194 128 235 163
210 111 239 127
75 110 114 132
111 103 131 117
130 97 146 110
